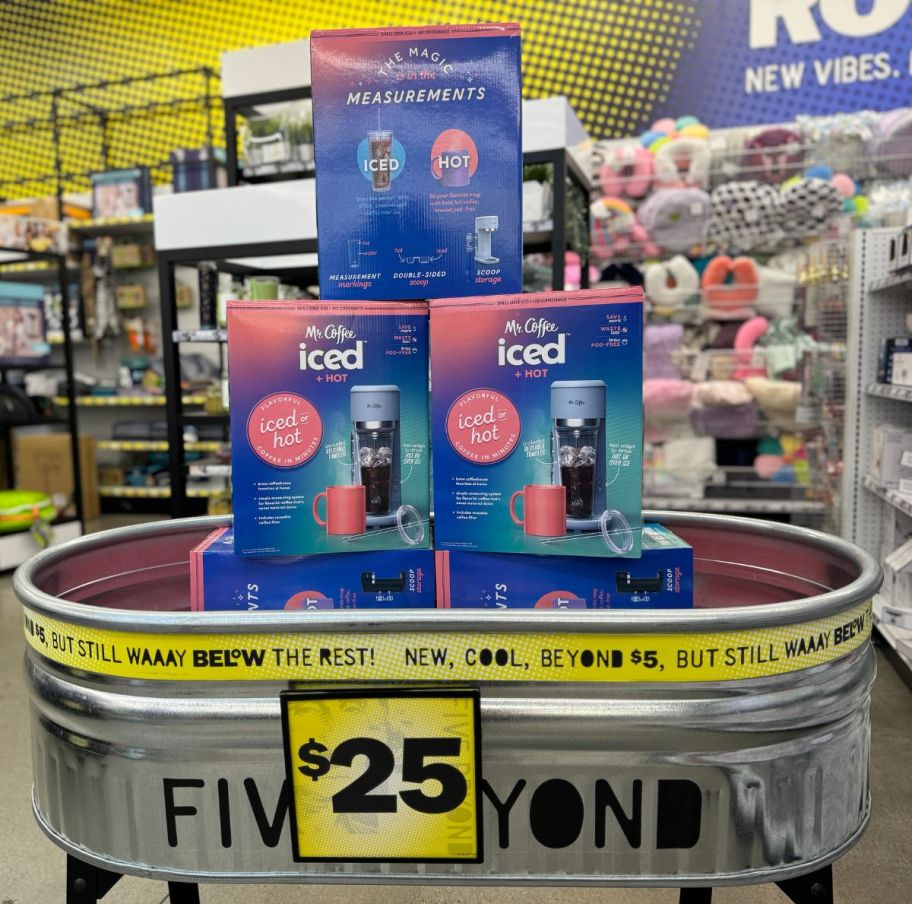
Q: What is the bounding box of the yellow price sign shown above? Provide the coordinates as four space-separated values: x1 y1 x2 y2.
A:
281 688 482 863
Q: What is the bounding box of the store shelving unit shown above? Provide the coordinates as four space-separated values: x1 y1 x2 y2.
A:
154 179 318 517
0 241 84 564
844 227 912 681
522 98 591 291
221 39 314 187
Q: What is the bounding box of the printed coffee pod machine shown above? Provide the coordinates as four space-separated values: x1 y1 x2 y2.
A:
467 215 500 264
551 379 607 532
351 385 400 528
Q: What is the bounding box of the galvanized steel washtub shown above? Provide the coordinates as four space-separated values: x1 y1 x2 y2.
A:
15 512 880 887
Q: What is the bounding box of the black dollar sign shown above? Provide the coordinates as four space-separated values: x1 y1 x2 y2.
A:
298 738 331 781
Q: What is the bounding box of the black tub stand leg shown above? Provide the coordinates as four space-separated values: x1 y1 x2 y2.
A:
679 890 713 903
66 855 122 903
168 881 201 903
776 864 834 904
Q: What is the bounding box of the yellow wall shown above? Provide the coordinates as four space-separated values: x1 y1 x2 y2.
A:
0 0 698 199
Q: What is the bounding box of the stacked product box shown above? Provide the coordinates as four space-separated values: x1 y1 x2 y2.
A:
436 523 693 609
197 23 692 614
191 527 435 610
227 300 431 557
429 288 645 559
310 23 522 301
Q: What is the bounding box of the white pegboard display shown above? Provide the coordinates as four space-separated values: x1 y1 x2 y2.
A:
843 228 912 554
843 227 912 683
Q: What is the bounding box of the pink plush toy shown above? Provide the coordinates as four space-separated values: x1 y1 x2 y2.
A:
591 197 660 260
600 144 655 198
733 316 769 379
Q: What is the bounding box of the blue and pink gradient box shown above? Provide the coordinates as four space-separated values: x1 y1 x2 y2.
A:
191 527 435 610
436 524 693 609
227 300 431 557
430 288 644 559
310 23 522 300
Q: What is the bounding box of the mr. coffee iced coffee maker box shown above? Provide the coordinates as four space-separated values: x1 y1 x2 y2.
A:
310 23 522 300
436 524 693 609
227 301 430 556
430 288 644 558
190 527 434 610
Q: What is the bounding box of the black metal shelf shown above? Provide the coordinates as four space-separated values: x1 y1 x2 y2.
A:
0 246 84 528
522 148 591 290
224 86 313 187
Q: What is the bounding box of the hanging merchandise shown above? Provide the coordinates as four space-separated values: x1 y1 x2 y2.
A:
741 127 804 184
732 316 769 379
797 111 880 178
590 197 658 260
779 176 844 238
653 136 711 189
706 181 781 250
643 255 700 314
644 324 685 380
701 255 759 318
870 108 912 178
197 261 218 330
636 187 711 254
598 144 654 199
91 237 119 340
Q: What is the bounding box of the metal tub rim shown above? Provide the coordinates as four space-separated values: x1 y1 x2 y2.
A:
14 511 881 635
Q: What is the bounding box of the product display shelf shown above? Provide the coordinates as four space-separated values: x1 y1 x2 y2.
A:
66 214 155 238
0 244 84 562
522 148 591 291
154 180 317 517
844 228 912 686
53 394 208 406
0 260 80 283
97 439 221 452
172 328 226 343
870 271 912 293
867 382 912 402
862 474 912 519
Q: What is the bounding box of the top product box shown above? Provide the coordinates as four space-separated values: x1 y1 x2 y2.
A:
311 23 522 301
431 288 644 559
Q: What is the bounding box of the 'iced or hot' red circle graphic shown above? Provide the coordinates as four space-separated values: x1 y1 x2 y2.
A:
246 392 322 468
446 388 520 464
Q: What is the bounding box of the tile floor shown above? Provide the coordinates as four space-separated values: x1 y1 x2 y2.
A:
0 517 910 903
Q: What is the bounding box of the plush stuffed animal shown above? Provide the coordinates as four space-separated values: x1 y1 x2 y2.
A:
732 316 769 379
706 180 781 249
653 136 712 189
702 255 759 318
591 197 659 260
643 255 700 312
599 144 654 198
741 127 804 184
779 177 843 237
637 187 711 253
871 108 912 178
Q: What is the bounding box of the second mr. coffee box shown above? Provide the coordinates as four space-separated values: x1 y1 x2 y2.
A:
430 289 644 558
228 301 430 556
310 23 522 300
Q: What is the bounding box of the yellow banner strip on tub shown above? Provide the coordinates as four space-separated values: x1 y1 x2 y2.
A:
22 601 871 683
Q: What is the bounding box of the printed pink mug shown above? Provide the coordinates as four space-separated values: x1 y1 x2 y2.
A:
509 484 566 537
313 485 366 535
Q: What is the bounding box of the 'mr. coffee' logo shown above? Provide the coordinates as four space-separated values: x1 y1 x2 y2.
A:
498 317 566 366
298 324 365 371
